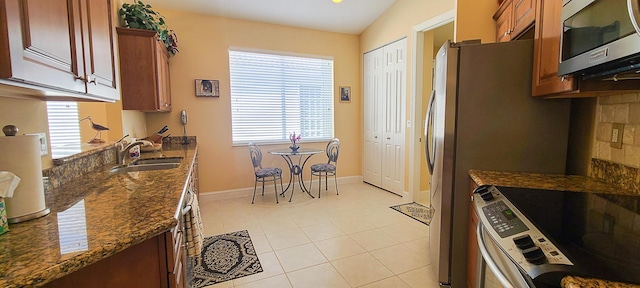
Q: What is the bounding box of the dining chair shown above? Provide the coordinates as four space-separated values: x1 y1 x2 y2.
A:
248 143 284 204
310 138 340 198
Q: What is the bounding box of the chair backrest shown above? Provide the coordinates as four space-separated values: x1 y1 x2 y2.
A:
248 143 263 170
326 138 340 164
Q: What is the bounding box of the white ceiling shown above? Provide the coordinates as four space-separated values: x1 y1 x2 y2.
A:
140 0 398 35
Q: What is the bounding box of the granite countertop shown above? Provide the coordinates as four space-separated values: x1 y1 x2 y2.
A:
0 145 198 287
468 169 639 288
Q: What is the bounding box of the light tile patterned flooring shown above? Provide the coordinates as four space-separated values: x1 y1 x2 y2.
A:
197 182 440 288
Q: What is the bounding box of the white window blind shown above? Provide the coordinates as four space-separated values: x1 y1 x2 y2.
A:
229 50 334 145
46 101 81 158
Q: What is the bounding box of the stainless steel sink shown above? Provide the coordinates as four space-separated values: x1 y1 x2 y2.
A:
109 163 180 173
131 157 183 165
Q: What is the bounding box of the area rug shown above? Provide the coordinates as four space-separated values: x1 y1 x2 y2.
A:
390 202 434 226
188 230 263 287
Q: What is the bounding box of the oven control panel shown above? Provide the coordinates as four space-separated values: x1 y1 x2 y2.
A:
482 201 529 238
473 186 573 274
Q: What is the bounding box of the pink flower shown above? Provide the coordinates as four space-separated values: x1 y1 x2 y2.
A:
289 132 301 144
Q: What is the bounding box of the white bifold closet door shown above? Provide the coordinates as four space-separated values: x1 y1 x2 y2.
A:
363 38 407 195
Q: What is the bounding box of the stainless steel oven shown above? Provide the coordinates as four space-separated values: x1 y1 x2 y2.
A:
473 185 640 287
558 0 640 78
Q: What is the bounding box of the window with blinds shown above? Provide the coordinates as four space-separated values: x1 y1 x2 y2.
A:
46 102 81 158
229 50 334 145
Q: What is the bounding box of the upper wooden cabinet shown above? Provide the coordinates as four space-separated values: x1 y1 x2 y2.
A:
0 0 119 101
117 27 172 112
531 0 578 97
494 0 536 42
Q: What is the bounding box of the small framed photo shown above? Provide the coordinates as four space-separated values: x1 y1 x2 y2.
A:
339 86 351 102
195 79 219 97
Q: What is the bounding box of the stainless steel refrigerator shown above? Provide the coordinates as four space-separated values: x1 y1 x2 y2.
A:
424 39 571 287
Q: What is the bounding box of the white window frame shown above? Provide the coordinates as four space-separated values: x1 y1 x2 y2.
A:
229 48 335 146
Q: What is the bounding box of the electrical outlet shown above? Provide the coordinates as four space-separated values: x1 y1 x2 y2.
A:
611 123 624 149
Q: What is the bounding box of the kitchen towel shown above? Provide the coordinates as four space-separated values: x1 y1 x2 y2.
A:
0 135 47 222
184 189 204 259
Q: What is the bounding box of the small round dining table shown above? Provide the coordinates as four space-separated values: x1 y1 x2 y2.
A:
269 147 323 202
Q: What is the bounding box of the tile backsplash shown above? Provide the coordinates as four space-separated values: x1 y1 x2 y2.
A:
593 93 640 195
594 93 640 168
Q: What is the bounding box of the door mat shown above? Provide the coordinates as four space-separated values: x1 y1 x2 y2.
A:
188 230 263 287
390 202 434 226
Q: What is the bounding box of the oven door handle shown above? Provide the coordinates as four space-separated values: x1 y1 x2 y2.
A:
477 223 517 288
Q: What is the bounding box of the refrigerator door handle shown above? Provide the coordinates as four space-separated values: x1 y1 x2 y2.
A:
425 89 436 175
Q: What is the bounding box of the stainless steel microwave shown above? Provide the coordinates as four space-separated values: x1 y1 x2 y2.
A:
558 0 640 79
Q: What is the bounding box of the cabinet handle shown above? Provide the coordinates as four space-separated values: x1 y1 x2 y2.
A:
560 76 566 82
386 137 391 140
374 136 378 139
74 75 97 85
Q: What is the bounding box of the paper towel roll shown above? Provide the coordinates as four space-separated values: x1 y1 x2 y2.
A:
0 135 49 223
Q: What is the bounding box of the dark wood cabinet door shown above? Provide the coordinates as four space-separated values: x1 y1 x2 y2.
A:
81 0 118 99
512 0 536 37
118 27 172 112
531 0 578 97
494 0 513 42
1 0 85 93
156 39 172 111
466 181 480 288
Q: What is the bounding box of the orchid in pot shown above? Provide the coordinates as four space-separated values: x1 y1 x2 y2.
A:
289 132 301 152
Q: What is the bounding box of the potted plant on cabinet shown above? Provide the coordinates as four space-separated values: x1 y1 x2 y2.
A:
118 0 178 56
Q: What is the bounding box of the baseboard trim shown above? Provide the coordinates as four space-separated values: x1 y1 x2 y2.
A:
199 175 364 202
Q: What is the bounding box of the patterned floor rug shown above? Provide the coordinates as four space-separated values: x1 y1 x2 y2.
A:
188 230 263 287
390 202 434 226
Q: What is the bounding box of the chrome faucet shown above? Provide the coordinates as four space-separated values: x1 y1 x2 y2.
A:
116 139 153 165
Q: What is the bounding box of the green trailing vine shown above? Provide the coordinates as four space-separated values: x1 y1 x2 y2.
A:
119 0 178 56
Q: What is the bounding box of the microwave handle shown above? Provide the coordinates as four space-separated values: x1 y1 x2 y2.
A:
477 223 517 288
628 0 640 34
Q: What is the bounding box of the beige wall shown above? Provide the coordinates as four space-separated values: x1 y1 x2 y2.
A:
0 96 52 168
143 9 361 193
455 0 498 43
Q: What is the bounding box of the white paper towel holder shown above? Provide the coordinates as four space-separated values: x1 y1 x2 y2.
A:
1 125 50 223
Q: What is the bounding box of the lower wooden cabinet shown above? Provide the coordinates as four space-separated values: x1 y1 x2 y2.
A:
44 229 184 288
466 180 480 288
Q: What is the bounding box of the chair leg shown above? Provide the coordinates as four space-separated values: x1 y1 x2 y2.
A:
279 176 284 198
324 172 328 190
334 173 339 195
310 171 314 197
252 179 258 204
318 173 322 198
273 176 279 204
261 180 265 196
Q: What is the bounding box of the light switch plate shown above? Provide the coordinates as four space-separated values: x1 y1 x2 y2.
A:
611 123 624 149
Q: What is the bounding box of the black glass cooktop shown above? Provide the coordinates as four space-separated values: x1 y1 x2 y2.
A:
497 186 640 285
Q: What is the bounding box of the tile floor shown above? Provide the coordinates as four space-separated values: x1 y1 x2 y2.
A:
197 182 440 288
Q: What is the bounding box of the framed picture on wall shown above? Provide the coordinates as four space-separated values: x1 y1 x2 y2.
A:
195 79 220 97
339 86 351 102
